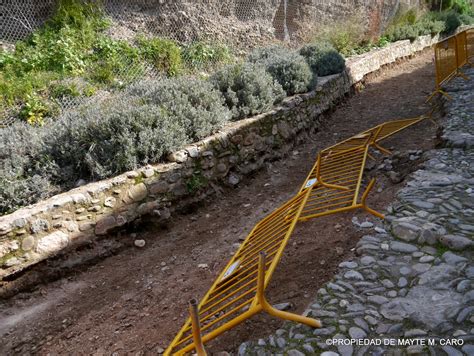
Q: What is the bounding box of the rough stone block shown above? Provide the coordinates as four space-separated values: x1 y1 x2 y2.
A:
127 183 148 202
95 216 117 235
36 231 69 255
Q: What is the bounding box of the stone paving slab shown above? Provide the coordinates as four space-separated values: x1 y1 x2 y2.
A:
239 70 474 356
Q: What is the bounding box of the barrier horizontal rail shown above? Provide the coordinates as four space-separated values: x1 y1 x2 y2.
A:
166 115 430 355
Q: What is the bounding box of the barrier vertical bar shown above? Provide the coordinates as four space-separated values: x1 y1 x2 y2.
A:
189 299 207 356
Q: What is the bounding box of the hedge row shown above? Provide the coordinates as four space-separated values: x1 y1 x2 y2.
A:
384 9 473 43
0 43 346 214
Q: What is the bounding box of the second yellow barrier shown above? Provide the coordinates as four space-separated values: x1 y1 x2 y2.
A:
434 35 458 88
428 29 472 101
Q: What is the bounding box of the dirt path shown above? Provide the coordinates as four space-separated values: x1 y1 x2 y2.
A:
0 51 438 355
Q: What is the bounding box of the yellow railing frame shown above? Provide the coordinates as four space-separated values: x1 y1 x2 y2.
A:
165 190 319 355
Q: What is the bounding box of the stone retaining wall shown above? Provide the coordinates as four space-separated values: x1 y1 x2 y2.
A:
0 34 439 279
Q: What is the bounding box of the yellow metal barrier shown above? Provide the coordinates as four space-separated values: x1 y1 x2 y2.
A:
166 115 430 355
298 145 383 221
428 35 458 101
164 190 321 355
316 116 425 157
467 29 474 64
363 116 426 155
428 30 472 102
299 116 425 191
456 31 468 68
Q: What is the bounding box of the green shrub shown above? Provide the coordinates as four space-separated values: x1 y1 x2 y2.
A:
48 0 109 32
319 14 367 56
444 10 463 32
0 122 58 214
377 36 391 47
452 0 474 15
83 85 97 97
1 74 234 212
0 174 58 215
441 0 456 10
0 0 111 116
127 77 231 141
459 13 474 24
88 36 143 85
299 43 345 77
0 66 59 108
18 94 57 126
384 6 431 42
47 77 230 181
0 0 239 122
416 17 446 36
430 0 473 14
14 0 108 75
92 37 139 63
0 48 18 70
137 37 182 76
45 100 188 180
88 60 115 84
426 10 464 34
383 7 441 42
399 8 419 25
247 46 312 95
17 28 87 74
384 23 420 42
183 41 233 71
50 82 81 99
210 63 285 120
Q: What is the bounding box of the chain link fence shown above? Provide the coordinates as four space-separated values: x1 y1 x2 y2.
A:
1 1 294 45
0 0 402 127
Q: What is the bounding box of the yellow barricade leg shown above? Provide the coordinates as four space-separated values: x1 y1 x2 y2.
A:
359 179 385 219
426 89 452 102
422 109 440 128
373 142 391 155
456 71 470 81
256 253 321 328
189 299 208 356
316 153 351 191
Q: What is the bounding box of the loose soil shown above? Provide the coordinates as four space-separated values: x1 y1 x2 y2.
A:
0 51 439 355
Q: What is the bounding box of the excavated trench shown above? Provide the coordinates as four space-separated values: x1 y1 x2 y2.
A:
0 50 441 354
